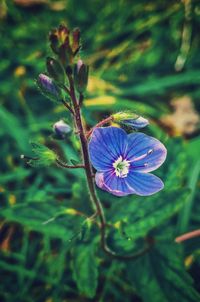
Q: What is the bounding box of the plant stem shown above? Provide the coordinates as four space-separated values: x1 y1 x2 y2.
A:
175 229 200 243
66 75 150 260
86 116 113 139
61 99 74 115
56 159 85 169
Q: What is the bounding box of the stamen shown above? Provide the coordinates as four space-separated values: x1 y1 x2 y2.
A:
113 156 130 178
131 149 154 162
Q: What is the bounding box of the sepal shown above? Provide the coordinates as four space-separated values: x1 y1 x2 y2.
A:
27 141 57 167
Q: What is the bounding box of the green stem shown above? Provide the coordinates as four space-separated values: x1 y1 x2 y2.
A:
56 159 85 169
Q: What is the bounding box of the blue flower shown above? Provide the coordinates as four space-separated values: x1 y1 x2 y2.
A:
89 127 167 197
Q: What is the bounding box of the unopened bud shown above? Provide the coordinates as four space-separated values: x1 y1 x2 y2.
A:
72 28 81 54
37 74 62 102
49 25 81 67
53 120 71 139
49 30 59 54
112 112 149 129
46 57 65 84
74 60 89 93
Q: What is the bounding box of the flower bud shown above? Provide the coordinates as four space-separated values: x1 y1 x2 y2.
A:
72 28 81 54
112 112 149 129
46 57 65 84
49 25 81 67
37 74 62 102
74 60 89 93
53 120 71 139
49 30 59 54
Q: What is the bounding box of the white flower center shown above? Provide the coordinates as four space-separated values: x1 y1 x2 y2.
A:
113 156 130 178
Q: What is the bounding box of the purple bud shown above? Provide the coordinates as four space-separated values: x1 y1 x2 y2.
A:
37 74 61 101
112 112 149 129
53 120 71 138
123 116 149 129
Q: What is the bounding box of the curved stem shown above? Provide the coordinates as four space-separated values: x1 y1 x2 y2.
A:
175 229 200 243
66 77 150 260
86 116 113 139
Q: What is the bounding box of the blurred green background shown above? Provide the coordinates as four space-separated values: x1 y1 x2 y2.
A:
0 0 200 301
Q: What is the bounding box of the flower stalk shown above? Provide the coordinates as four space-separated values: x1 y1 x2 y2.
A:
31 24 157 260
86 116 114 139
65 73 151 260
175 229 200 243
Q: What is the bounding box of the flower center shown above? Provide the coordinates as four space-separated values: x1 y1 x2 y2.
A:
113 156 130 178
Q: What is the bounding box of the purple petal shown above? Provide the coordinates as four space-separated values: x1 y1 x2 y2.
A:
89 127 128 172
126 171 164 196
95 171 135 197
126 133 167 173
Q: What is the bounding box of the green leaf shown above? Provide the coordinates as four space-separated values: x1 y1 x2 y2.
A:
0 201 84 241
73 242 98 298
119 70 200 96
126 189 189 241
127 240 200 302
110 187 189 243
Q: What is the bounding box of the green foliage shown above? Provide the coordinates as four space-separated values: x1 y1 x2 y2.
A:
112 187 189 243
0 0 200 301
0 200 84 239
127 240 200 302
73 242 99 298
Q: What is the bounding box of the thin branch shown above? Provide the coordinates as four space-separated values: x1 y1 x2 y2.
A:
86 116 113 139
175 229 200 243
56 159 85 169
60 84 70 95
61 99 75 115
21 155 85 169
20 155 38 161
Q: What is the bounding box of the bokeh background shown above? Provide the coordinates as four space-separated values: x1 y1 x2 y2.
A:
0 0 200 301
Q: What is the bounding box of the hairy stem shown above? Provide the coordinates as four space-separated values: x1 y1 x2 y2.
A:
86 116 113 139
66 75 150 260
61 99 74 115
56 159 85 169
